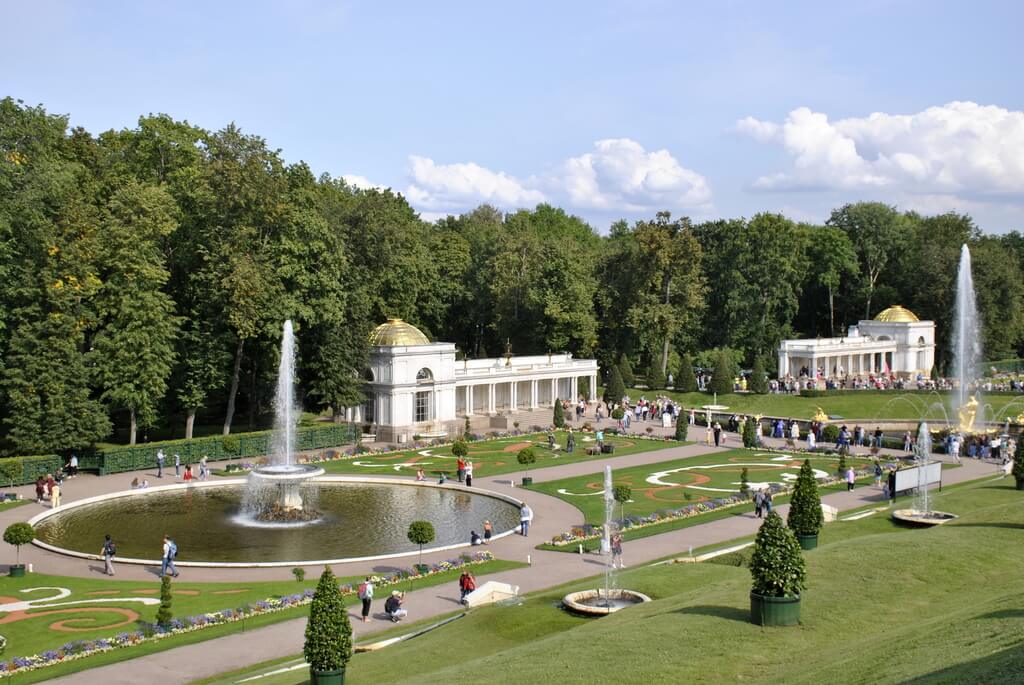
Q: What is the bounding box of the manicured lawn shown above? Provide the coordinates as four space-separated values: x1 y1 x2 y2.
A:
0 559 524 680
527 448 883 524
640 388 1024 423
200 476 1024 685
316 431 681 480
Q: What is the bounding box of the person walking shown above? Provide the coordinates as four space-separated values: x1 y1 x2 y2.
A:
156 450 165 478
566 428 575 454
459 570 476 603
199 456 209 481
873 461 883 487
712 421 722 447
358 576 374 622
611 532 625 569
174 453 181 478
763 489 773 515
50 481 61 508
456 456 466 483
464 460 474 487
519 503 533 536
35 476 45 504
101 534 116 576
483 520 493 544
161 535 179 577
67 453 78 477
845 466 856 492
754 489 764 518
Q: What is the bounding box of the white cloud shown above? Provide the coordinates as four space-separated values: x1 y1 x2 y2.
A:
341 174 386 191
404 139 711 216
738 102 1024 195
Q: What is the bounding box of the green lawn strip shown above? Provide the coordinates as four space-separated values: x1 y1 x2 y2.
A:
317 430 682 480
0 499 33 511
0 559 524 681
640 388 1024 422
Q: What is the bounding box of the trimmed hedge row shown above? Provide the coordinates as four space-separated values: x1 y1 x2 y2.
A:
800 388 1023 398
0 423 358 484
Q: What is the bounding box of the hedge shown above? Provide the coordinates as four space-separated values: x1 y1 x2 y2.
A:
0 423 358 485
799 388 1023 398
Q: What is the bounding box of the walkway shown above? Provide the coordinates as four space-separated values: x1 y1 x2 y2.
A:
0 425 994 684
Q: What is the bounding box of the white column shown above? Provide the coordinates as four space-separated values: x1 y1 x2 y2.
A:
510 381 517 409
571 376 578 401
550 378 557 405
592 374 598 402
466 386 474 416
488 384 495 414
530 380 538 408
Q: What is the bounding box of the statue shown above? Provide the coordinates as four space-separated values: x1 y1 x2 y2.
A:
812 407 829 424
958 395 979 433
1015 411 1024 426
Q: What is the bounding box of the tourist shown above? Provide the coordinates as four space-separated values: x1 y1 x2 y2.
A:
596 429 604 451
519 503 533 536
183 464 194 482
611 532 624 569
358 576 374 622
415 468 426 482
465 460 474 487
689 408 695 425
887 468 897 501
874 427 884 448
459 570 476 603
754 489 764 518
46 473 55 499
199 456 209 481
140 479 149 489
161 535 179 577
566 428 575 454
35 476 45 504
470 530 482 546
384 590 407 622
790 421 800 442
845 466 856 491
807 429 816 451
547 432 556 450
763 489 773 515
438 472 448 485
101 534 116 576
456 456 467 483
67 453 78 477
156 450 165 478
873 461 883 487
903 431 913 452
712 422 722 447
131 477 139 489
174 453 181 478
50 480 61 508
483 520 493 544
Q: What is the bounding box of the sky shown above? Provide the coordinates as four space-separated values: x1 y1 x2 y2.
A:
4 0 1023 232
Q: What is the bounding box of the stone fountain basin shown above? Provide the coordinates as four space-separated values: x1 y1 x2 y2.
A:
892 509 958 526
250 464 326 481
562 589 651 616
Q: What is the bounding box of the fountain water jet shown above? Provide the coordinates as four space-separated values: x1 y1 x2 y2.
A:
892 421 957 526
241 320 324 523
952 244 982 433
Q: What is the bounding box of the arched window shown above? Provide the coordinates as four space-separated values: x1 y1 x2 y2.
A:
363 368 375 382
876 335 892 342
416 368 433 383
917 336 926 346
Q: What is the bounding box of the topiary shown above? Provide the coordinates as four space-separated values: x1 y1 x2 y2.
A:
517 447 537 480
837 451 847 476
787 460 824 537
674 417 688 442
677 353 698 393
3 522 34 566
647 361 666 391
553 400 565 428
604 365 626 405
155 575 173 627
451 439 468 459
1013 439 1024 487
464 416 472 441
750 511 807 598
611 407 625 421
749 357 769 394
742 417 758 448
740 467 750 494
304 566 353 675
822 424 840 444
407 520 436 568
0 459 22 488
708 349 735 396
618 355 635 388
613 484 631 519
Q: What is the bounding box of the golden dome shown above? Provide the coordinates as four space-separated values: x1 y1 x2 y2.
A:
368 318 430 346
874 305 919 323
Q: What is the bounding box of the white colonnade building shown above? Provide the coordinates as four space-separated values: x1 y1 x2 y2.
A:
778 305 935 380
354 319 599 443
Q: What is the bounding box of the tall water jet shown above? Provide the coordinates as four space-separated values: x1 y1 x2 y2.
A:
952 244 982 433
241 320 324 523
602 464 617 600
892 421 957 526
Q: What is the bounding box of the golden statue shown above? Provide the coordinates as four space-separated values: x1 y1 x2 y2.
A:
812 407 829 424
958 395 978 433
1015 411 1024 426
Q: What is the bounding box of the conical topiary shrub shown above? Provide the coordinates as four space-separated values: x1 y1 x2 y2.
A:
787 459 824 549
618 355 635 388
304 566 353 684
605 365 626 405
742 417 757 448
677 353 698 392
749 511 806 626
553 399 565 428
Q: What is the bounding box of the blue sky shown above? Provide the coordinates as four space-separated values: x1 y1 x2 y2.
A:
5 0 1023 232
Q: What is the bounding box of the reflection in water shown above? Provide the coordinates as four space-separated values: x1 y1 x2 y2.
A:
36 484 519 563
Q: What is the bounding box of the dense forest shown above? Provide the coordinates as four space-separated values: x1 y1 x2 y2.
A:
2 98 1023 456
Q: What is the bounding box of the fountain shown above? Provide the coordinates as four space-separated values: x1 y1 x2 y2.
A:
242 320 325 523
892 421 957 526
562 465 651 615
952 244 982 434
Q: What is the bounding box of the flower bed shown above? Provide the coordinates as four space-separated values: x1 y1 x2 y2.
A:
0 551 495 678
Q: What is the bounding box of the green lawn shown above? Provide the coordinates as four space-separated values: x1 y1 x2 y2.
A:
0 559 524 680
197 475 1024 684
528 448 882 524
642 388 1024 423
315 431 681 480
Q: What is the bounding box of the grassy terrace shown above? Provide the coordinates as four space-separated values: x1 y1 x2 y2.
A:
199 475 1024 684
314 430 682 480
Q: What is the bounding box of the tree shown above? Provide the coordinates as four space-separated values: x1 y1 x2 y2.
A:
155 575 173 627
827 202 908 320
749 357 768 394
803 225 858 337
742 417 758 448
676 353 698 392
451 439 468 459
618 355 635 388
604 364 626 405
553 400 565 428
517 447 537 481
3 522 34 566
708 349 736 396
647 361 666 391
303 566 353 676
1012 439 1024 488
613 484 631 520
407 520 436 568
750 511 807 598
740 467 750 494
787 460 824 537
674 417 688 442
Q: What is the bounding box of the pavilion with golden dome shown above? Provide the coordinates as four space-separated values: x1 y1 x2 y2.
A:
357 318 599 442
777 305 935 381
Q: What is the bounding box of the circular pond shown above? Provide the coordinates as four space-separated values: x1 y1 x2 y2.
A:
33 482 520 565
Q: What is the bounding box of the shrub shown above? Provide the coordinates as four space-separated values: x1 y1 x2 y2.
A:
677 353 698 392
647 361 666 391
3 522 34 566
292 567 306 583
742 417 757 448
674 418 688 441
155 576 173 627
822 424 840 444
612 484 631 504
464 416 472 441
750 511 807 598
578 376 590 399
611 407 624 420
517 447 537 480
787 460 824 537
407 520 436 566
740 467 750 494
553 401 565 428
618 355 635 388
1013 440 1024 484
708 349 735 396
451 439 468 459
303 567 353 673
605 365 626 404
749 357 769 394
0 459 21 487
837 451 848 476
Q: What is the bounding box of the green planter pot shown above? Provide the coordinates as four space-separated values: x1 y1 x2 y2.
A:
522 477 533 486
750 591 801 626
797 534 818 550
310 667 345 685
9 565 25 578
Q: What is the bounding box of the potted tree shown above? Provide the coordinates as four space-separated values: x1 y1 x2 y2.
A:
674 415 688 442
1013 439 1024 491
407 520 436 577
749 511 806 626
451 438 468 475
553 400 565 428
3 522 34 577
517 447 537 486
304 566 352 685
787 459 824 549
612 484 631 521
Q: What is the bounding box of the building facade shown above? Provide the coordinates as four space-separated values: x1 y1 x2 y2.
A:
778 305 935 380
352 319 599 442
